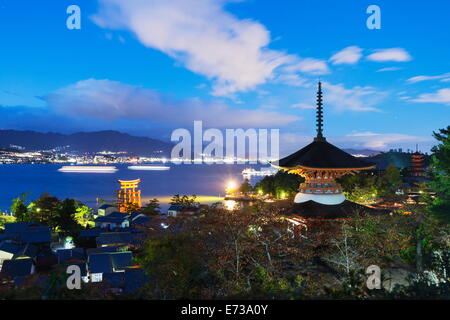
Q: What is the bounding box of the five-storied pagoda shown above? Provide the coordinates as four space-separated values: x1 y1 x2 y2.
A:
273 82 383 219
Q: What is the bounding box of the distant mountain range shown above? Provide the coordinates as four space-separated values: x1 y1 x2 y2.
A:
0 130 173 156
0 129 390 159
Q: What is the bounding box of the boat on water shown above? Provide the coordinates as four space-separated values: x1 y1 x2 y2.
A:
242 167 277 178
58 166 118 173
128 165 170 171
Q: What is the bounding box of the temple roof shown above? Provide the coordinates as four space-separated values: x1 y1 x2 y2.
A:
288 200 389 219
276 139 375 169
275 81 375 170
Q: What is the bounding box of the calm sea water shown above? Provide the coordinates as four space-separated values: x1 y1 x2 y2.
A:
0 163 263 211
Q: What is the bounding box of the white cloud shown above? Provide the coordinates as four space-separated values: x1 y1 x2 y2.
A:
322 82 383 112
343 132 430 149
274 73 309 87
44 79 301 127
410 88 450 105
367 48 412 62
291 103 315 109
283 57 330 75
329 46 363 65
376 67 402 72
407 73 450 83
278 131 431 154
92 0 324 97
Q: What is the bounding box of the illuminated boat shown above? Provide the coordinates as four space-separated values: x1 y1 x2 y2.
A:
242 167 277 177
127 165 170 171
58 166 118 173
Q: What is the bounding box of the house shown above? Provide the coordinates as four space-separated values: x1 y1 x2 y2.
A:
0 242 22 268
1 222 52 247
97 204 119 217
167 205 183 217
0 242 38 270
56 248 86 264
4 222 44 233
102 268 148 294
1 258 35 280
86 245 124 255
129 212 151 227
94 211 130 230
88 251 134 282
96 232 143 248
79 228 103 238
167 205 199 217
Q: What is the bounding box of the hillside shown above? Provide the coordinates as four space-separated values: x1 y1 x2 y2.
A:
0 130 173 156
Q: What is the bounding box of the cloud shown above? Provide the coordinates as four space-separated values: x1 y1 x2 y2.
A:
283 57 330 75
410 88 450 105
407 73 450 83
44 79 301 127
376 67 402 72
92 0 323 97
329 46 363 65
322 82 383 112
343 132 431 149
291 103 315 109
278 131 431 155
367 48 412 62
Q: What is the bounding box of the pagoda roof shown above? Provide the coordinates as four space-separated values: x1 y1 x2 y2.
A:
275 82 376 171
276 139 376 170
288 200 389 219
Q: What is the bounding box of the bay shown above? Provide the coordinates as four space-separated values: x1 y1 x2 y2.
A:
0 163 263 212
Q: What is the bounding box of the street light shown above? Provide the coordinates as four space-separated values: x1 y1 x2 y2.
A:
226 180 237 194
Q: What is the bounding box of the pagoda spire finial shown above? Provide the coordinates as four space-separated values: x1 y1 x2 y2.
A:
314 81 326 142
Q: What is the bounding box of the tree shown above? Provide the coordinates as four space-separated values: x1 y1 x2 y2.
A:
238 179 253 195
427 126 450 222
141 198 161 216
28 193 60 229
54 199 82 237
379 164 402 199
75 203 94 228
10 193 30 222
255 171 303 197
170 194 199 208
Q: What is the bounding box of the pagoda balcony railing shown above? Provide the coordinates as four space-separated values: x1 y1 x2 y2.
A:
299 188 342 194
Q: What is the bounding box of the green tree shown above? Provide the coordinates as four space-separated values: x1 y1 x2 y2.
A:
28 192 60 228
255 171 303 197
75 204 94 228
54 199 82 237
379 164 402 198
170 194 199 208
10 192 30 222
238 179 253 195
427 126 450 222
141 198 161 216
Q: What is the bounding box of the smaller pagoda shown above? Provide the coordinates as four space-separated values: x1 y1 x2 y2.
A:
116 179 142 213
410 145 425 177
273 82 384 219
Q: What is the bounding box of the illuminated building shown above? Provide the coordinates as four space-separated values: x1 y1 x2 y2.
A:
116 179 142 213
273 82 384 220
410 146 425 177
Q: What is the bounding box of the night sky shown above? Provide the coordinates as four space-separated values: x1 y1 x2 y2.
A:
0 0 449 156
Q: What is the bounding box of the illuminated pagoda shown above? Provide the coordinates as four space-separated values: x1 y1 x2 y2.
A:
273 82 382 219
116 179 142 213
410 145 425 177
